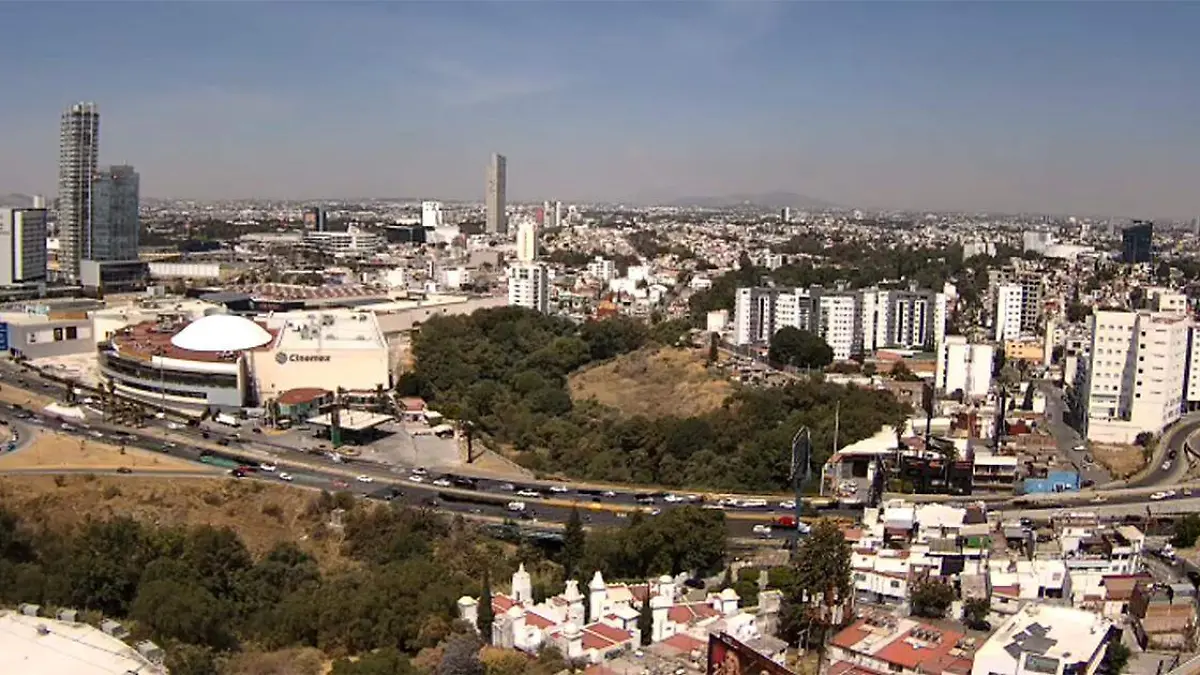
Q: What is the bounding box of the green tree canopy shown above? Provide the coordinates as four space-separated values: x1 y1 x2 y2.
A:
769 327 834 369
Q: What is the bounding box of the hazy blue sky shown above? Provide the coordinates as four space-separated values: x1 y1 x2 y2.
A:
1 1 1198 216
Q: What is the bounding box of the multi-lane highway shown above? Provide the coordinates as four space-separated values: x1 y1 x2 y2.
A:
0 361 1196 541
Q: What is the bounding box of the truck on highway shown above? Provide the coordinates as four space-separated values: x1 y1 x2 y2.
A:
214 413 240 428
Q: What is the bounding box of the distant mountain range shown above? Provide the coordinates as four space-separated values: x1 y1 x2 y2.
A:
666 191 839 210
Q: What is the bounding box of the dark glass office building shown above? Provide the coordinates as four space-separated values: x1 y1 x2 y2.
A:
1122 221 1153 264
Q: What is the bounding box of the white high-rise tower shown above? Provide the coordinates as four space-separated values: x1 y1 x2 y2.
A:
57 102 100 282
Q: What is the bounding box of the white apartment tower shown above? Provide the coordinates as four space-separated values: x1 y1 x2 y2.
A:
421 201 444 229
1083 310 1190 443
88 165 139 261
936 336 994 399
516 220 539 263
0 208 48 286
994 284 1025 341
507 263 549 313
486 153 507 234
554 201 563 228
816 293 859 361
57 102 100 282
586 257 615 283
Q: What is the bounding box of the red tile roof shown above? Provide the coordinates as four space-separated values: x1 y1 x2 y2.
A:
586 622 632 644
829 623 872 650
524 612 556 629
660 633 706 654
493 595 516 613
874 624 968 673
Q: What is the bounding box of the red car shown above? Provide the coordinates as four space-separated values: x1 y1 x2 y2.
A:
331 479 349 489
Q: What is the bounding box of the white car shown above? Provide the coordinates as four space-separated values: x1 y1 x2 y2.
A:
259 463 277 472
779 500 796 510
410 467 428 476
167 422 182 430
1072 444 1086 452
408 475 425 483
1151 492 1168 500
739 499 768 508
663 494 685 503
355 475 374 484
1091 495 1107 503
752 524 772 536
602 490 617 498
278 472 294 482
1162 461 1172 471
548 485 570 494
516 489 541 499
506 501 526 512
432 478 452 487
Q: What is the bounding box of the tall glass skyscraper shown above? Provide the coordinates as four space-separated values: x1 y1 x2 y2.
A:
57 102 100 282
89 165 140 262
486 153 507 234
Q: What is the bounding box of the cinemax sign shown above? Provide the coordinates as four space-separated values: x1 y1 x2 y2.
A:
275 352 332 365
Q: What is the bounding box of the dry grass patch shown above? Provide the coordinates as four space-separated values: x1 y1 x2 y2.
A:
568 347 732 418
0 474 353 569
221 647 327 675
1091 443 1147 479
0 431 207 472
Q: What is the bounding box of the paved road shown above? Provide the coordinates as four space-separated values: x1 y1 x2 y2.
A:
1040 383 1111 486
1126 416 1200 488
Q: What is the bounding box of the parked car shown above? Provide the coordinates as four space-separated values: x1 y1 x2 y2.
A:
356 475 374 483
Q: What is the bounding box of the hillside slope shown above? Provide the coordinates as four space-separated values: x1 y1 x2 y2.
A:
568 347 732 418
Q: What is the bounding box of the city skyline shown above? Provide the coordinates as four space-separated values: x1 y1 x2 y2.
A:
1 2 1199 217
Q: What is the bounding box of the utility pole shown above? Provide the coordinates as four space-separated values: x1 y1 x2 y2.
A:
789 425 812 555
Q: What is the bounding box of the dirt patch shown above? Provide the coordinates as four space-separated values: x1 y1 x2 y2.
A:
0 474 352 569
221 647 328 675
568 347 732 418
1091 443 1147 479
0 431 207 472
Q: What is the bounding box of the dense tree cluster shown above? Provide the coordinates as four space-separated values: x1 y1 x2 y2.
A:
776 519 853 647
768 327 834 370
405 307 908 492
0 490 727 674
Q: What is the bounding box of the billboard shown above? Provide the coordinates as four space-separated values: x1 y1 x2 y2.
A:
707 633 793 675
0 322 7 352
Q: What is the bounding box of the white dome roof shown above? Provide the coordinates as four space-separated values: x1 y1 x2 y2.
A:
170 314 272 352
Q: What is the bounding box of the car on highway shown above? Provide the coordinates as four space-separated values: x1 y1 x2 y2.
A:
1151 492 1168 500
602 490 617 498
116 467 132 474
663 494 684 503
408 475 426 483
1072 444 1086 452
1091 495 1107 503
432 478 452 487
411 467 428 476
648 508 662 516
1162 461 1172 471
1185 488 1194 497
548 485 570 494
506 501 526 512
499 483 515 491
278 472 294 482
752 524 772 536
89 430 104 438
332 480 349 489
259 463 277 472
516 489 541 498
739 499 768 508
356 475 374 483
779 500 796 510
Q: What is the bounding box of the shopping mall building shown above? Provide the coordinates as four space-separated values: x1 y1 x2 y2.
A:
97 310 390 415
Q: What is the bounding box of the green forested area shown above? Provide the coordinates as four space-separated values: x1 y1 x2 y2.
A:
0 493 726 675
403 308 908 491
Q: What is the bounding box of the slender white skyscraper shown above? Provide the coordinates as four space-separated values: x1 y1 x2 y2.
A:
486 153 507 234
57 102 100 282
554 201 563 228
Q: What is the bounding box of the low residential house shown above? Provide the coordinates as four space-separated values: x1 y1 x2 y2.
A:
1070 573 1152 619
458 567 778 665
824 613 975 675
971 602 1114 675
987 560 1070 614
1129 582 1199 651
1055 524 1145 576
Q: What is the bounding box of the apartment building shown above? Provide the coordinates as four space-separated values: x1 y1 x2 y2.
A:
734 285 946 361
1080 310 1190 443
935 336 993 398
990 270 1043 340
0 208 48 286
586 257 615 283
507 263 549 313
